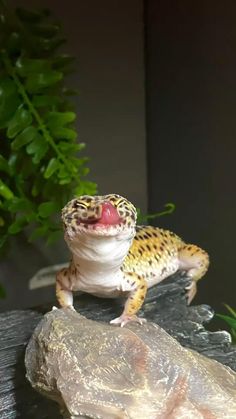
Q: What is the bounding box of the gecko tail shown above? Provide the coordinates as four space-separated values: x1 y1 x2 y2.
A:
28 263 68 290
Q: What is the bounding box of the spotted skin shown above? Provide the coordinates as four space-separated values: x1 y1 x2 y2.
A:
123 226 209 311
56 194 209 326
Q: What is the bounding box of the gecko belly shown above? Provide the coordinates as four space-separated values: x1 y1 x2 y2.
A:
74 272 123 298
145 257 180 288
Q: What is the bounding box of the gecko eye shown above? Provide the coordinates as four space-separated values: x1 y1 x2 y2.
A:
73 202 88 210
113 199 137 224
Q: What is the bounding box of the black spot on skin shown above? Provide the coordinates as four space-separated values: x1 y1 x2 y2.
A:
138 249 143 256
131 281 135 286
73 202 79 209
161 267 167 275
148 260 152 265
160 245 164 252
153 244 157 250
146 244 151 252
141 285 145 289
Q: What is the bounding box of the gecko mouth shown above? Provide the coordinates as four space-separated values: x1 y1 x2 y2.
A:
77 202 122 227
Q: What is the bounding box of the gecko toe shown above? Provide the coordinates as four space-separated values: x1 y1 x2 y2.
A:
110 314 146 327
185 281 197 305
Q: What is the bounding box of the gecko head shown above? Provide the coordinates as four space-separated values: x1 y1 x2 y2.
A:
62 194 137 240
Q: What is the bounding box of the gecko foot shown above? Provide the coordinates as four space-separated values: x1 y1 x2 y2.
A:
185 280 197 305
110 314 147 327
57 305 76 312
66 305 76 312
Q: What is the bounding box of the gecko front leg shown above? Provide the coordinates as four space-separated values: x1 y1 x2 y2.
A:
110 273 147 327
56 264 77 309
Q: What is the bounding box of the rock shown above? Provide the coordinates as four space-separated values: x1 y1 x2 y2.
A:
1 275 236 418
74 275 236 371
25 308 236 419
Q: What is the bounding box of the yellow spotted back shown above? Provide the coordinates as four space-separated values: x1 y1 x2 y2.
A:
123 225 184 284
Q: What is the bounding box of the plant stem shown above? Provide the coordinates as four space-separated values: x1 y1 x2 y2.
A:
2 53 77 177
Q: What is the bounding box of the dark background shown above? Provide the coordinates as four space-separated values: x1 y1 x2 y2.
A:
146 0 236 311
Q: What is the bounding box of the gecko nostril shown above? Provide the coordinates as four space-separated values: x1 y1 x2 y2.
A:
95 206 100 214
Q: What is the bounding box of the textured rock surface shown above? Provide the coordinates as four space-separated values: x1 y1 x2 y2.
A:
76 275 236 371
25 308 236 419
0 310 59 419
0 275 236 418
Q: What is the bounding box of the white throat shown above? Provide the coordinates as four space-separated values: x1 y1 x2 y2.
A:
66 232 133 279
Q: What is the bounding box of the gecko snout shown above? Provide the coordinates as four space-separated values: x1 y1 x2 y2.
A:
98 201 121 225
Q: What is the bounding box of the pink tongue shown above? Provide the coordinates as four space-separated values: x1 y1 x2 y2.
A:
99 202 121 225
